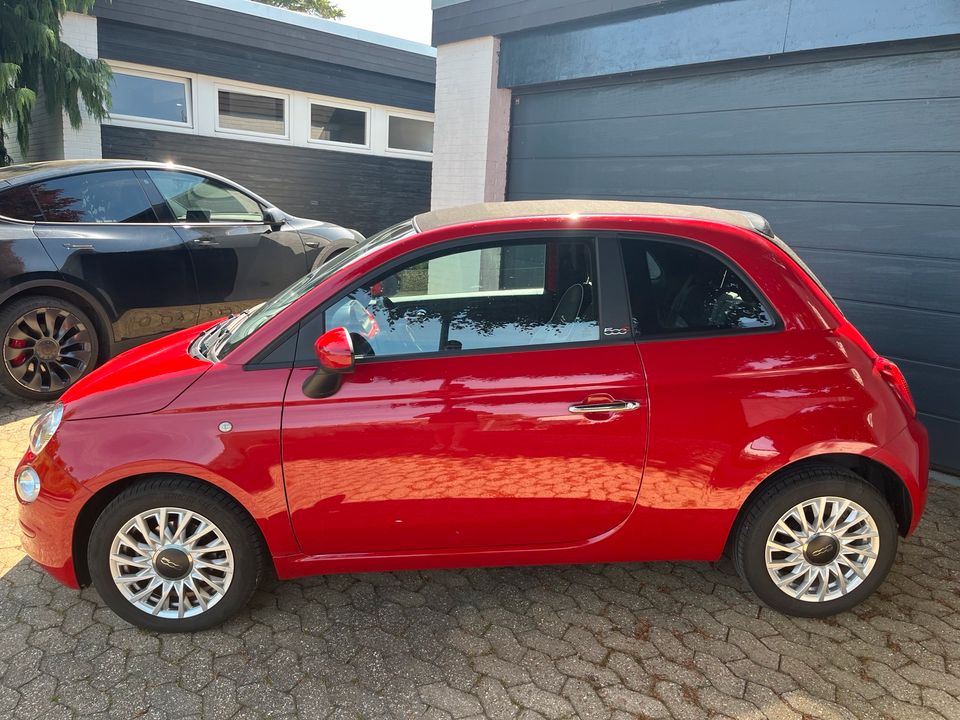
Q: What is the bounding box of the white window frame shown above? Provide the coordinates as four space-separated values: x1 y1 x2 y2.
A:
385 111 435 157
214 83 290 141
104 62 195 131
307 97 371 150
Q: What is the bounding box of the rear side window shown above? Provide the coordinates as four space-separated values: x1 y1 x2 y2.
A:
0 186 43 221
621 238 774 335
28 171 157 223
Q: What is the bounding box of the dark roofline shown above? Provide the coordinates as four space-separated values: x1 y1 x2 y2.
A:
95 0 436 85
413 199 771 235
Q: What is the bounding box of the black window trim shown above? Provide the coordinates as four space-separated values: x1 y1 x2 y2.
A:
615 231 784 342
246 230 616 370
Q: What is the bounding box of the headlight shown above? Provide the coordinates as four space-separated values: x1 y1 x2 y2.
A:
28 403 63 455
16 467 40 503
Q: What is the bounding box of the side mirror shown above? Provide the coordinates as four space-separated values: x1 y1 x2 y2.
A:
302 327 354 398
263 207 285 231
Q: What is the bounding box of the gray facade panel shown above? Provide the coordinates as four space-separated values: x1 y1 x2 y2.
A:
99 20 435 113
96 0 435 83
495 0 960 87
433 0 667 45
507 44 960 469
101 126 431 237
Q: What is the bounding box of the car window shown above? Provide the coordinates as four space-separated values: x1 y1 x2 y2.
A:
146 170 264 223
620 238 774 335
0 186 43 221
26 170 157 223
320 239 599 360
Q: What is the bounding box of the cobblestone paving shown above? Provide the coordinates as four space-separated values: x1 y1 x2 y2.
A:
0 397 958 719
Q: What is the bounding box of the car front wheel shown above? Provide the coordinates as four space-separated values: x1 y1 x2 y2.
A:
734 465 898 617
88 478 264 632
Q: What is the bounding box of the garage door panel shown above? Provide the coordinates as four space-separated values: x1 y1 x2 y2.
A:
892 358 960 425
509 153 959 205
801 250 960 315
512 50 960 126
839 302 960 370
922 414 960 471
512 99 960 158
508 46 960 469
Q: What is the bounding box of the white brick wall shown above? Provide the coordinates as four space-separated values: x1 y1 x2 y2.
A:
430 36 511 209
59 12 102 160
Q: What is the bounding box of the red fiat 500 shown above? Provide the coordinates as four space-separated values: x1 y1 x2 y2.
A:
16 201 927 631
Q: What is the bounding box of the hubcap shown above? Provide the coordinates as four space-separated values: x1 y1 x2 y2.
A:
109 507 234 619
3 307 93 392
765 496 880 603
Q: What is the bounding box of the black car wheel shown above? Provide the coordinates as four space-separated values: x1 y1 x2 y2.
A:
734 465 898 617
0 295 99 400
88 477 265 632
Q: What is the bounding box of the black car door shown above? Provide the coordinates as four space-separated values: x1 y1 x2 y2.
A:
29 169 200 345
143 169 310 322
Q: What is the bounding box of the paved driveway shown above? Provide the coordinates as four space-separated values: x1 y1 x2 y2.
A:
0 397 958 720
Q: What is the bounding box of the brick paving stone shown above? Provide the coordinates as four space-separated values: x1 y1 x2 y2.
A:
0 396 956 718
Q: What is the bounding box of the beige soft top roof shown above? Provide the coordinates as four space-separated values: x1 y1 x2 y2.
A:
413 199 771 236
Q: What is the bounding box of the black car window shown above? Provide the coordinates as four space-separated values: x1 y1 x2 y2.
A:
146 170 263 223
317 238 599 360
27 170 157 223
620 238 774 335
0 186 43 221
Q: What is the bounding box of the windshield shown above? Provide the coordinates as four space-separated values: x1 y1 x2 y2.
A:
213 220 416 359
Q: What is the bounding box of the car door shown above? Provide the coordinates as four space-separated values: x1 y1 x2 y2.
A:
144 169 310 321
29 169 200 343
281 234 649 555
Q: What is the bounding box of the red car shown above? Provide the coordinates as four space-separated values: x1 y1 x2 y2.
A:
16 200 927 631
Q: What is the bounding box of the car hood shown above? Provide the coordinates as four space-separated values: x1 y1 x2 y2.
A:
61 321 219 421
289 216 365 243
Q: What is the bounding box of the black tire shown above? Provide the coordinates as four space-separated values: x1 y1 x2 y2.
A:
734 465 898 618
87 477 265 632
0 294 100 401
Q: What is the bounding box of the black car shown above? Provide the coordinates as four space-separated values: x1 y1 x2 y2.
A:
0 160 362 400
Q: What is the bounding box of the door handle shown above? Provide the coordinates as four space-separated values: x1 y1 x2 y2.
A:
192 238 220 246
568 400 640 414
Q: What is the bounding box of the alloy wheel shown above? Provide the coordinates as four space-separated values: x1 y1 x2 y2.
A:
3 307 94 392
109 507 235 619
764 495 880 603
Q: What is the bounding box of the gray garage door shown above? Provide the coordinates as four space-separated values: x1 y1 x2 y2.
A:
507 44 960 472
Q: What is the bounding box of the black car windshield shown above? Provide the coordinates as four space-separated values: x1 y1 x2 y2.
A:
213 220 416 359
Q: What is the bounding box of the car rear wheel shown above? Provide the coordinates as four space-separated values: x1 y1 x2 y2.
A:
88 477 265 632
734 465 898 617
0 295 99 400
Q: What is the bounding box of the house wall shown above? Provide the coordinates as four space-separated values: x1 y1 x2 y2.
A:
430 37 510 209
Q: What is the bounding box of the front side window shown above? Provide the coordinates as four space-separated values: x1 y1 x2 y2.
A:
109 71 190 125
146 171 263 223
28 171 156 223
217 90 285 136
387 116 434 153
621 238 774 335
323 239 598 359
310 103 367 145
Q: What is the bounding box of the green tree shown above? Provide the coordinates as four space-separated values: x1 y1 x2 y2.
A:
253 0 344 19
0 0 112 165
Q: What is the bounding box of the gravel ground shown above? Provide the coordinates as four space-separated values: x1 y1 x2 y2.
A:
0 396 958 719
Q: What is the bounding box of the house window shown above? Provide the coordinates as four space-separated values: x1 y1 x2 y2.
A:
108 70 190 125
388 115 433 153
310 103 367 146
217 89 286 136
